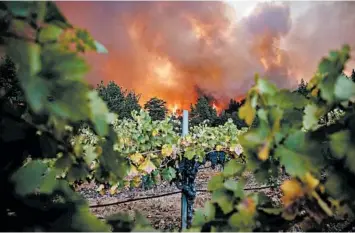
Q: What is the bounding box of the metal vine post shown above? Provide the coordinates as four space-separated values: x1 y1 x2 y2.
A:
181 110 189 230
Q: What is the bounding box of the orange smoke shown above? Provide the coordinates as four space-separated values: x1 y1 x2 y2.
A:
56 1 355 112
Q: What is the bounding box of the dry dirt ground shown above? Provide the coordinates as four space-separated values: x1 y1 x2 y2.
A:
77 167 283 231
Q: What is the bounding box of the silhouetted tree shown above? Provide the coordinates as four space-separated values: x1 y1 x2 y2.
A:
225 99 241 114
96 81 141 119
215 98 248 128
190 95 217 127
144 97 168 121
0 55 24 104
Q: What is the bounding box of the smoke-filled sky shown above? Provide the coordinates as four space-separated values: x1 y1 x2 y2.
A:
57 1 355 110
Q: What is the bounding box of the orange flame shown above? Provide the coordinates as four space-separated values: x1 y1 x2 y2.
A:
212 102 222 114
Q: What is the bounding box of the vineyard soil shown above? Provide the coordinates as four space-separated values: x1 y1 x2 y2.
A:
77 168 355 232
77 168 284 231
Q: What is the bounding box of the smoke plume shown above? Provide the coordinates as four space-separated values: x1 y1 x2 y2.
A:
57 1 355 110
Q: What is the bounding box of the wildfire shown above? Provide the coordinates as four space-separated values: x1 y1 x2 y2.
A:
168 103 182 116
212 102 222 114
58 1 302 112
151 56 176 87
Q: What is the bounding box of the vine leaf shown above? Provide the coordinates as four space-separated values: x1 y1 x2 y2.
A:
88 90 109 136
161 167 176 181
204 202 216 221
275 146 311 177
223 160 244 177
4 2 34 17
38 24 63 43
329 130 350 159
71 206 111 231
39 169 58 194
94 41 108 54
11 160 50 196
334 75 355 101
303 104 322 130
228 210 255 231
211 189 234 214
207 174 224 191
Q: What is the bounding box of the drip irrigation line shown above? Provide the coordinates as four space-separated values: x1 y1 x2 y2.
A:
89 184 280 208
244 184 279 191
89 190 182 208
196 184 279 193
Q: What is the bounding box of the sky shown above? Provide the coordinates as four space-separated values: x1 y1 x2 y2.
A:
57 1 355 110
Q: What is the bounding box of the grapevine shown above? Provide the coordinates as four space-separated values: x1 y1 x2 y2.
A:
73 109 247 194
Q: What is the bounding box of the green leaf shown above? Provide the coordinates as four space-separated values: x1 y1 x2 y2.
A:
6 41 44 111
6 40 41 78
257 78 278 95
49 83 90 121
211 189 234 214
303 104 322 130
223 160 244 177
345 150 355 174
26 77 50 112
42 50 89 80
40 169 58 194
318 58 332 74
71 205 111 231
207 174 224 191
330 130 350 159
275 146 313 177
67 165 88 182
224 179 245 198
4 2 33 17
204 202 216 221
334 75 355 101
84 145 99 164
319 76 337 103
268 90 308 109
100 128 129 179
38 25 63 43
224 179 238 191
193 209 207 225
95 40 108 54
184 149 195 160
161 167 176 181
88 90 109 136
228 211 255 231
11 160 48 196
